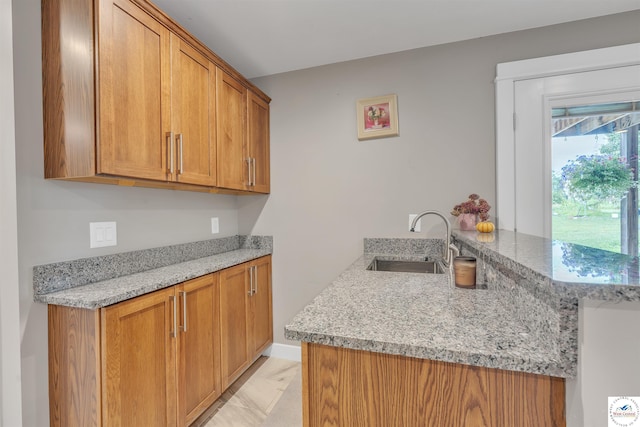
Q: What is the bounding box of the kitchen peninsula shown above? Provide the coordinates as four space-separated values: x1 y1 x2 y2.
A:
285 231 640 427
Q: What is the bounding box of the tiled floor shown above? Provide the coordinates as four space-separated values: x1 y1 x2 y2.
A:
192 357 301 427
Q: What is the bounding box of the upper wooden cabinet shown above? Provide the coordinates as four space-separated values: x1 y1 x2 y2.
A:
216 72 270 193
216 70 248 191
97 0 171 181
247 91 271 193
42 0 269 193
170 35 217 187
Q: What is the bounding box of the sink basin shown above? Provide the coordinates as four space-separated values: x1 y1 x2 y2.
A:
367 259 446 274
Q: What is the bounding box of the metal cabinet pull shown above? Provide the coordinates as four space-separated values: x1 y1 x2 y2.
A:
170 295 177 337
166 132 175 174
248 265 254 296
246 157 252 187
253 265 258 294
177 134 184 174
180 291 187 332
251 158 256 186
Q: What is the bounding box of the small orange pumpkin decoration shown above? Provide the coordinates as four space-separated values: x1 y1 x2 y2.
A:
475 221 495 233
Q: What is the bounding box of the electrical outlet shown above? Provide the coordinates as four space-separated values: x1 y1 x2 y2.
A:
211 217 219 234
409 214 421 232
90 222 117 248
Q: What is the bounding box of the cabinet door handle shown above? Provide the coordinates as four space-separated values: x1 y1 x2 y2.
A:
248 265 254 296
167 132 175 174
180 290 187 332
170 295 177 338
246 157 252 187
251 158 256 186
177 134 184 174
253 265 258 295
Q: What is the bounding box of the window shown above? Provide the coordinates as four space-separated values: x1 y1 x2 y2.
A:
495 43 640 239
551 101 640 255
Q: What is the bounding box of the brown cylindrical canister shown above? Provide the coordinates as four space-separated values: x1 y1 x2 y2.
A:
453 256 476 289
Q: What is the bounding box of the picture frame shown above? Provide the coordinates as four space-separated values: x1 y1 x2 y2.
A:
356 94 399 140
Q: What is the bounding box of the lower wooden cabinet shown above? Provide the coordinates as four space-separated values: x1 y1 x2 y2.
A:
48 257 272 427
220 256 273 389
176 275 221 425
102 286 179 426
302 343 566 427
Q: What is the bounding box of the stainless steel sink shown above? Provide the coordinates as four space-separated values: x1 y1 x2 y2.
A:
367 259 446 274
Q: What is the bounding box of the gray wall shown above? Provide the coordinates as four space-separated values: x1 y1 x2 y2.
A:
242 11 640 427
1 0 22 424
246 9 640 347
13 0 241 425
11 0 640 423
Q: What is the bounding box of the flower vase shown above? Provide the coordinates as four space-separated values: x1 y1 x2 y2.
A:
457 213 477 231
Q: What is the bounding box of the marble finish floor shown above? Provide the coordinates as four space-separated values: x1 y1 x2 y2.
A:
192 357 301 427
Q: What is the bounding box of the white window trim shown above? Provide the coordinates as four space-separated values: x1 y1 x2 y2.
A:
495 43 640 232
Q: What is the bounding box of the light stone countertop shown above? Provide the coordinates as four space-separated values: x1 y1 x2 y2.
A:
284 233 611 378
33 235 272 309
285 248 568 378
453 229 640 301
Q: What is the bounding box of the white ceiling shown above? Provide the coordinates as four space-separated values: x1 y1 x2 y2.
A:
151 0 640 79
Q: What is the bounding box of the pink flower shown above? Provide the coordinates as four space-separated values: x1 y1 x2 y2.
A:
451 194 491 221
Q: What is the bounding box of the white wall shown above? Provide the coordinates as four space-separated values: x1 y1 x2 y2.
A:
1 0 23 424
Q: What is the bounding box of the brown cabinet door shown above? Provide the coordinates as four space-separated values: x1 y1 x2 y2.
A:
101 287 177 427
247 92 270 193
97 0 171 181
171 35 217 186
219 263 251 389
216 70 248 190
176 274 221 426
250 256 273 355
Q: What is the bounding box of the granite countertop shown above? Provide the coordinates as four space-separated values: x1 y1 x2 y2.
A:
285 237 570 378
286 254 564 376
453 229 640 302
286 231 640 377
33 235 272 309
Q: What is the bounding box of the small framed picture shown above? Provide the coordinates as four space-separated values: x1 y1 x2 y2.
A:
356 94 399 140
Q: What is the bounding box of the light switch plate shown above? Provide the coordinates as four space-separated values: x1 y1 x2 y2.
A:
90 222 117 248
409 214 421 232
211 217 219 234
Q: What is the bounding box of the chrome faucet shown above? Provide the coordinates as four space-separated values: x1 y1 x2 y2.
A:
410 210 458 267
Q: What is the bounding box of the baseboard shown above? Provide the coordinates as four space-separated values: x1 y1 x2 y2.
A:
262 343 301 362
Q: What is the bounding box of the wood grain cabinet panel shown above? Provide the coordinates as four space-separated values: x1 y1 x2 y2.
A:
216 70 248 191
170 36 217 186
247 92 270 193
48 306 101 427
48 273 226 427
101 287 177 427
97 0 171 181
302 343 566 427
249 256 273 355
42 0 269 193
177 274 222 425
220 256 273 389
